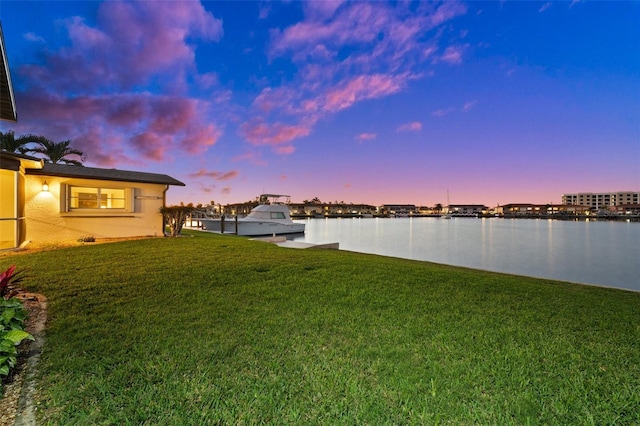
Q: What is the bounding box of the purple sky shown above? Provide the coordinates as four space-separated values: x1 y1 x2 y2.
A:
1 1 638 206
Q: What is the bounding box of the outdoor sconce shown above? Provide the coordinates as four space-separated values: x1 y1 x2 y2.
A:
42 180 49 192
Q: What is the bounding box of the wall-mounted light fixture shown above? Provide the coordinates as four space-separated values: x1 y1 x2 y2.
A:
42 180 49 192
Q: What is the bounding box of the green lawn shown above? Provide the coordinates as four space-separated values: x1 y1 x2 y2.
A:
4 230 640 424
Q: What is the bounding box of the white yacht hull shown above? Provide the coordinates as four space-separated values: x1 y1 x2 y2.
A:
237 220 305 236
200 218 305 236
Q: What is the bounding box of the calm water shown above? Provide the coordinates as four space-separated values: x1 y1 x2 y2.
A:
292 218 640 292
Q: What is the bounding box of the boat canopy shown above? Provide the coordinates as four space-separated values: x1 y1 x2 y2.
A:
259 194 291 203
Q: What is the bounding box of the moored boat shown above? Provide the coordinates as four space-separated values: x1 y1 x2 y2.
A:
200 194 305 236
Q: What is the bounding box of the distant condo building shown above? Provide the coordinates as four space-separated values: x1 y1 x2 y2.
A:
562 192 640 209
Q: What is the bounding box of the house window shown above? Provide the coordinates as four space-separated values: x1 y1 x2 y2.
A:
69 186 127 210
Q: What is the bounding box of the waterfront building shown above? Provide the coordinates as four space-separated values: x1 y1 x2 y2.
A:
443 204 488 216
381 204 417 216
417 206 440 216
562 192 640 209
494 204 538 216
496 204 591 217
290 202 377 217
607 204 640 215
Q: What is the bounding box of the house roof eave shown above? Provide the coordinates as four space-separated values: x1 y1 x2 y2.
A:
0 22 18 123
25 163 185 186
0 150 44 169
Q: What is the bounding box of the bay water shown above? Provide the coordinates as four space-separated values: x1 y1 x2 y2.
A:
292 217 640 292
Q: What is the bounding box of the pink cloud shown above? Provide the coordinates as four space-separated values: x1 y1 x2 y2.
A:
271 1 467 78
429 101 477 118
189 169 239 181
439 45 466 65
197 72 219 89
23 32 45 43
182 124 220 154
539 2 552 13
65 16 110 49
387 16 425 48
73 127 127 168
21 1 222 92
355 133 376 141
98 1 222 83
15 91 220 165
105 96 147 127
232 151 267 166
14 1 224 168
272 1 466 68
276 145 296 155
271 3 385 56
249 1 467 155
130 132 170 161
432 107 455 117
324 74 407 113
304 0 345 20
462 100 478 112
423 46 438 59
427 1 468 28
258 5 271 20
253 86 297 114
241 120 311 149
397 122 422 132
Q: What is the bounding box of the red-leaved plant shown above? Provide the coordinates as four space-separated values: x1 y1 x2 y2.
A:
0 265 26 299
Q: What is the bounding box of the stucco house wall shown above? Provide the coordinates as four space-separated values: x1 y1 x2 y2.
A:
24 174 169 242
1 152 184 248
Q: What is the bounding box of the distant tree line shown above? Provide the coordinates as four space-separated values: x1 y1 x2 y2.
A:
0 130 86 166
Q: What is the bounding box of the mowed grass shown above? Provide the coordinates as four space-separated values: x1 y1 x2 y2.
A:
5 230 639 425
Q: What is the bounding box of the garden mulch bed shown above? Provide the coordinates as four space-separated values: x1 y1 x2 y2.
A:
0 292 47 426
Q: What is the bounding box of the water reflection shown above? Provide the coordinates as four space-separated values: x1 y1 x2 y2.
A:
293 217 640 292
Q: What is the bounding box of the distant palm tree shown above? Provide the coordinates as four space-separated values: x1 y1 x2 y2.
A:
29 139 86 166
0 131 48 153
0 130 21 152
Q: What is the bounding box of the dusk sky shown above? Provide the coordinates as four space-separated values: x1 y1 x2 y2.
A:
1 1 638 206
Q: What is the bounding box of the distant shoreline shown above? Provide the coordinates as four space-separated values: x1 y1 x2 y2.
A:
290 213 640 222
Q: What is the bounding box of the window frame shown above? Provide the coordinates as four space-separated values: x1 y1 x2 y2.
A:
61 184 134 214
270 211 286 220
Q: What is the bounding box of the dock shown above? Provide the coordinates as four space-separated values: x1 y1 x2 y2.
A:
252 236 339 250
183 228 339 250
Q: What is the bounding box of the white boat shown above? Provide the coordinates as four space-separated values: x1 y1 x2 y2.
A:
441 189 452 219
200 194 305 236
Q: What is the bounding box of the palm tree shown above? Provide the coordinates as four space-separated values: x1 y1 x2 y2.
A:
0 130 21 152
29 138 86 166
0 131 48 153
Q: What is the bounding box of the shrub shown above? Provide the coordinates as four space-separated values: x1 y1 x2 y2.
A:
0 297 34 378
160 204 195 237
0 265 26 299
0 266 34 389
78 235 96 243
